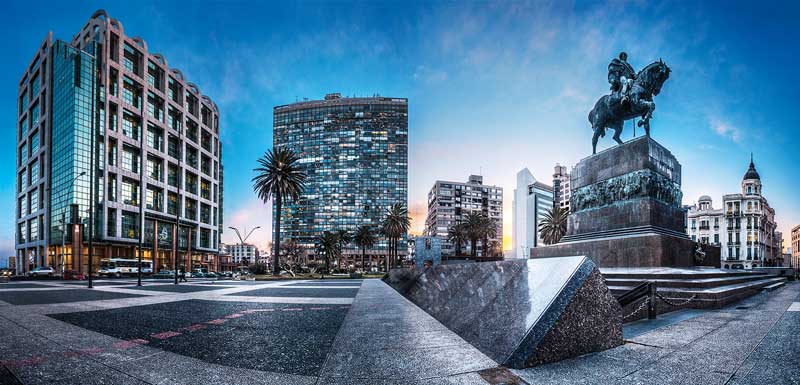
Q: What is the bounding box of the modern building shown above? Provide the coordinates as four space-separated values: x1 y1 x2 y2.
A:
512 168 554 259
273 93 408 269
553 164 571 212
424 175 503 257
686 157 779 269
14 10 223 275
227 243 258 265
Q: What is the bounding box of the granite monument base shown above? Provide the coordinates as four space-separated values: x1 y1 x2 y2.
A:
383 256 623 368
530 232 720 268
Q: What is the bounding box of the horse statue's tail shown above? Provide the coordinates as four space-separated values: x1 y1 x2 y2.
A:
588 107 595 127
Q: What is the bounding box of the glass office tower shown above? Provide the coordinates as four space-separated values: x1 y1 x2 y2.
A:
15 10 223 274
273 93 409 269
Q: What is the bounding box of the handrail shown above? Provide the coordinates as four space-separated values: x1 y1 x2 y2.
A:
616 280 657 319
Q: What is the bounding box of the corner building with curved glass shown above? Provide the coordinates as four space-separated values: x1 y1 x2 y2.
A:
14 10 224 274
273 94 408 269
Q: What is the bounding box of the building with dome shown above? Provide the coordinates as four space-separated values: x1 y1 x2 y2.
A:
686 156 781 269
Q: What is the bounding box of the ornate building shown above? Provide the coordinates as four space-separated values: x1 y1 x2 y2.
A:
686 157 780 269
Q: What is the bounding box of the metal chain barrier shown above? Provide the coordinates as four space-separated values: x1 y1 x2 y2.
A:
656 293 697 307
623 297 650 321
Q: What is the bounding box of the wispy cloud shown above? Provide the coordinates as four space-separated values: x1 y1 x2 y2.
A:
709 117 743 143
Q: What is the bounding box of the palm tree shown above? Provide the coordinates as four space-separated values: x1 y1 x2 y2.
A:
252 147 307 275
539 206 569 245
381 203 411 270
353 225 376 272
463 212 485 257
479 216 498 257
335 230 352 271
316 231 341 274
447 222 467 257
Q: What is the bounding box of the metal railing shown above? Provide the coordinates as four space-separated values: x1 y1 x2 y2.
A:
617 281 657 320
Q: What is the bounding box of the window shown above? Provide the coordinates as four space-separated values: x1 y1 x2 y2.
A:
168 163 179 187
201 155 211 176
108 103 118 131
29 159 39 185
146 92 164 122
147 60 164 91
29 189 38 214
107 208 117 237
185 198 197 220
167 192 179 215
147 156 163 181
29 217 38 241
185 172 198 194
107 139 117 166
20 117 27 138
201 203 210 224
107 173 117 201
122 43 142 76
186 146 198 169
147 125 164 152
121 211 139 239
167 107 182 132
121 146 140 173
30 72 40 97
714 234 719 244
200 179 211 200
186 120 198 143
146 186 163 211
200 228 210 248
201 129 212 152
168 135 181 159
19 92 29 115
122 112 140 140
30 103 40 128
121 178 139 205
29 130 39 154
168 77 181 104
109 68 118 96
185 91 198 116
19 143 27 166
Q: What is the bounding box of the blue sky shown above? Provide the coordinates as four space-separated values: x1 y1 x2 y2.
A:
1 0 798 259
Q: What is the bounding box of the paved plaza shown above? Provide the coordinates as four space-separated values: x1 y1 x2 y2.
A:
0 278 798 384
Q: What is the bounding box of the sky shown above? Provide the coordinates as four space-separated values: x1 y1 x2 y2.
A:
1 0 799 261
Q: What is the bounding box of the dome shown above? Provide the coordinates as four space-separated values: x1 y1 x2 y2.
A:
743 155 760 180
698 195 712 202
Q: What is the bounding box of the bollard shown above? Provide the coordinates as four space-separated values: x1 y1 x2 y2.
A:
648 281 657 320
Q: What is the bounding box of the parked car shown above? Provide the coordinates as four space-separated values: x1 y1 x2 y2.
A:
220 271 233 278
0 269 14 278
191 271 205 278
28 266 57 278
153 270 175 279
205 272 218 279
63 270 86 280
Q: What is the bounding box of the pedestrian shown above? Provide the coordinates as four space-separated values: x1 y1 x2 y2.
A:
179 269 187 282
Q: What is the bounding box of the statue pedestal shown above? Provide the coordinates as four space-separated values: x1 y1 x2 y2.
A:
531 136 718 267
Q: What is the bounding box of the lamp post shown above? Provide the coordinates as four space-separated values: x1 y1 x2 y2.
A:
52 171 86 277
228 226 261 270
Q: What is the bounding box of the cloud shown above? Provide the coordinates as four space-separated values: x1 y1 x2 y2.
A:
709 117 743 142
412 65 448 84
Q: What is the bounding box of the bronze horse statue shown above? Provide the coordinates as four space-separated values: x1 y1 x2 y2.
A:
589 60 671 154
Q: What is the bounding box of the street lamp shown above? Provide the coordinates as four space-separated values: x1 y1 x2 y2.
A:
49 171 86 277
228 226 261 270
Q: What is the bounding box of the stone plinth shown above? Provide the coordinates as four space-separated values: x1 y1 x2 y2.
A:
383 256 623 368
531 136 715 268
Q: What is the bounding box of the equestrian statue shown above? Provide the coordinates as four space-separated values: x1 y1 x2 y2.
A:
589 51 671 154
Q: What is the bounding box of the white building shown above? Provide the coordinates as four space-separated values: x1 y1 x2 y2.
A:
553 164 571 212
424 175 503 257
227 243 258 265
686 157 780 269
512 168 554 259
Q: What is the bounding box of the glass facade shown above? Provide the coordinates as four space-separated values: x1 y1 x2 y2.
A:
273 95 408 256
49 40 99 242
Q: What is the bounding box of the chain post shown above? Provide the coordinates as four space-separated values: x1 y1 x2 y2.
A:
648 281 657 319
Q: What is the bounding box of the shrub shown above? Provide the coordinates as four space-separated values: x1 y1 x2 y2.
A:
248 262 269 275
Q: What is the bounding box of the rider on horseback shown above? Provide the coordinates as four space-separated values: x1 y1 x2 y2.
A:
608 52 636 104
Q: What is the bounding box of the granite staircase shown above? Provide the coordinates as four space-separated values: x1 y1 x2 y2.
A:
602 268 788 321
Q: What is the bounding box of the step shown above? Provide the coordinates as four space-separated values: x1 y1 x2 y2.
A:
604 274 774 289
762 280 786 292
602 268 761 280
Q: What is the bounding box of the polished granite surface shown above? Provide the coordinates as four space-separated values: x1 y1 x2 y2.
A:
385 256 623 368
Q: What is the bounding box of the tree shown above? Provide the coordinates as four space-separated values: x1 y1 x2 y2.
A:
381 203 411 270
447 222 468 257
281 239 306 277
335 230 352 272
252 147 307 275
539 206 569 245
316 231 341 274
353 225 376 272
462 212 497 257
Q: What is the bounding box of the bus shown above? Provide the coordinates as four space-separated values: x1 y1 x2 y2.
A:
99 258 153 277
